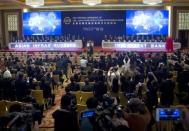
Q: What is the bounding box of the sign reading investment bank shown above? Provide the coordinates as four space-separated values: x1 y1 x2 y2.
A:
102 41 181 52
9 40 83 51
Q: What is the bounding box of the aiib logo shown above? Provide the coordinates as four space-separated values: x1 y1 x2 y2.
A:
64 17 72 25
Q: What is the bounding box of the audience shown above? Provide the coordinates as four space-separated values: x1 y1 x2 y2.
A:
0 49 189 131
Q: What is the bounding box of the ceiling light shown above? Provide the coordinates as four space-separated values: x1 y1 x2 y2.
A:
83 0 101 6
25 0 44 7
23 8 29 12
143 0 162 5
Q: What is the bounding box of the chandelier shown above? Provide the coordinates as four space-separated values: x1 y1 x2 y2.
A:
83 0 101 6
143 0 162 5
25 0 44 7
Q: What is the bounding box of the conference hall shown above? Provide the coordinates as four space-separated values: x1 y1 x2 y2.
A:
0 0 189 131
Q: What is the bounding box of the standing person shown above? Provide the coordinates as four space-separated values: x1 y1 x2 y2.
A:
160 73 175 106
15 73 29 101
166 37 173 52
2 69 13 100
87 42 93 57
52 95 79 131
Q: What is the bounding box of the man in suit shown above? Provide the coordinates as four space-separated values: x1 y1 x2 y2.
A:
15 73 29 101
52 95 79 131
160 73 175 106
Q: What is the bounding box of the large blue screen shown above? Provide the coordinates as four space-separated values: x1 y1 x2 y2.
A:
126 10 169 35
23 11 62 35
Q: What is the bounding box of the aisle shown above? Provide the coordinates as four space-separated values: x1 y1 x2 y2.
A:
39 88 65 131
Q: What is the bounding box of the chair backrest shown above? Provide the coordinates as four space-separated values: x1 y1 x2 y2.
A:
80 92 93 105
118 92 128 107
71 91 82 104
77 82 85 88
77 104 87 113
31 90 44 105
80 75 87 82
0 101 7 117
88 82 95 87
5 101 23 113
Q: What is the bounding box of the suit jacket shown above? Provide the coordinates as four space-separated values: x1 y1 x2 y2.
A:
52 109 79 131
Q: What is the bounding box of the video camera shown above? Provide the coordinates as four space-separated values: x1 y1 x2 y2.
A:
156 108 182 122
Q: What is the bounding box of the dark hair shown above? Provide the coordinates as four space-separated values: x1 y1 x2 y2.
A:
61 95 71 109
167 73 173 79
65 86 70 93
70 76 75 83
85 78 89 85
86 97 98 109
18 73 24 79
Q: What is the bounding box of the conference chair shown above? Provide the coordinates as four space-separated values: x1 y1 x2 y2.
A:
77 82 85 88
31 90 44 106
71 91 82 104
80 92 93 105
77 104 87 113
80 75 87 82
88 82 95 87
0 101 7 117
5 101 23 113
118 92 128 107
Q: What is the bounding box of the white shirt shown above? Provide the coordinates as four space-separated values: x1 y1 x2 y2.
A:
3 70 12 79
80 59 88 68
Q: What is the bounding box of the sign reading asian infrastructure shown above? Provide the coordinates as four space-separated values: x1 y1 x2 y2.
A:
9 40 83 51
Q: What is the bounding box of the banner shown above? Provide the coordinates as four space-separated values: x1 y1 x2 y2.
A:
62 11 125 45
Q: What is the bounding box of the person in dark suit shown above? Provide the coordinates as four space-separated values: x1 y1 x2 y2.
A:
52 95 79 131
160 73 175 106
67 76 80 91
93 79 107 101
15 73 29 101
81 78 93 92
177 66 189 92
2 76 14 100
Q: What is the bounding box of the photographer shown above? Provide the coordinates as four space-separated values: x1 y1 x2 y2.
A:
95 94 130 131
79 97 98 131
124 98 151 131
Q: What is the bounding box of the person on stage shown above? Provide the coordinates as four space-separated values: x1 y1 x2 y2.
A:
166 37 173 52
87 42 93 57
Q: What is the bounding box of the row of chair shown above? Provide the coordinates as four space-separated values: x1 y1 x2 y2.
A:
0 100 23 117
71 91 128 107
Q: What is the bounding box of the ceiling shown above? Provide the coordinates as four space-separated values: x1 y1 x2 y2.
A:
0 0 189 9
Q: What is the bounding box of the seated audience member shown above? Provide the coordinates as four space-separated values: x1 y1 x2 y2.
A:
64 86 77 112
52 95 79 131
74 73 81 82
81 78 93 92
67 76 80 91
124 98 151 131
79 97 98 131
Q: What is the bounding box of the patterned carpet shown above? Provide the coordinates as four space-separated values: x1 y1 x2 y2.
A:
38 88 65 130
